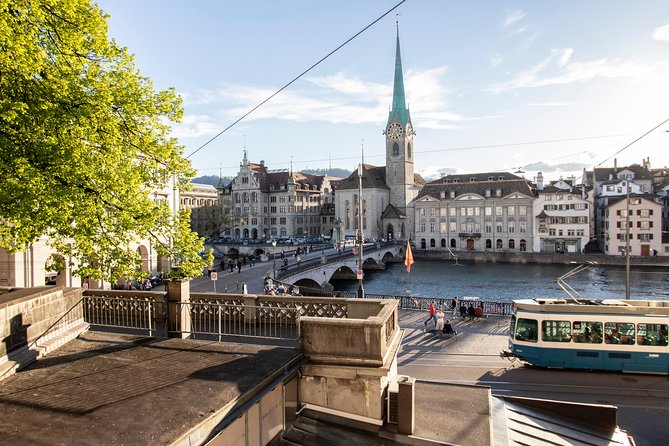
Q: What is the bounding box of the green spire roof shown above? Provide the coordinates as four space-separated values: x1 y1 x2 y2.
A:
387 28 411 127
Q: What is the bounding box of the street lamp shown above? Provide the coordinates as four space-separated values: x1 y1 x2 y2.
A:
271 239 277 279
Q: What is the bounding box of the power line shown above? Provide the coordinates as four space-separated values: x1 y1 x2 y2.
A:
194 132 629 173
185 0 408 160
595 118 669 168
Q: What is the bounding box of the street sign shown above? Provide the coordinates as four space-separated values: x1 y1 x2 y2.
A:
210 272 218 281
356 269 363 279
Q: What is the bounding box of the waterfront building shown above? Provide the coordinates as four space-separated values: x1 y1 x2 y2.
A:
180 183 220 238
334 29 424 242
412 172 534 252
532 172 592 253
221 151 334 240
600 194 663 256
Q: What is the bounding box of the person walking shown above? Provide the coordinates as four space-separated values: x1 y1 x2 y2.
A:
451 297 459 318
424 301 437 327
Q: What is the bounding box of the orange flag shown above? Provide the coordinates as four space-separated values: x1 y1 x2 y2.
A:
405 240 414 273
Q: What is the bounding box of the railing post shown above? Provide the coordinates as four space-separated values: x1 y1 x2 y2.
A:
167 279 191 338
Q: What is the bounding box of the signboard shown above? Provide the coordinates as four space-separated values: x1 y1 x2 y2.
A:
356 269 363 280
210 272 218 281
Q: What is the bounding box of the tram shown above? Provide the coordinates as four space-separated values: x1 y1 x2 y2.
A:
502 298 669 374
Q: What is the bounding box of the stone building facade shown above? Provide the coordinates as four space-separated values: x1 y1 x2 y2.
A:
180 183 220 238
221 151 334 240
412 173 534 252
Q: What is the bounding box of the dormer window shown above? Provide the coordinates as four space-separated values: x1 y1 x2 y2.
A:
453 179 459 183
485 189 491 198
488 176 494 181
498 176 505 180
450 191 456 198
496 188 502 197
470 177 476 182
440 191 446 199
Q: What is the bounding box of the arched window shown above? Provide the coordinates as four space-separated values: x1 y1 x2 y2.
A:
280 228 287 237
407 142 412 159
441 238 446 248
430 238 436 248
234 193 240 203
485 239 492 249
520 239 527 251
392 143 400 157
271 227 277 237
243 192 249 203
496 239 503 249
450 238 456 248
345 200 350 230
251 192 257 203
420 238 426 249
509 239 515 249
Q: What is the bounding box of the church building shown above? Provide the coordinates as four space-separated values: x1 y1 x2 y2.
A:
333 29 424 242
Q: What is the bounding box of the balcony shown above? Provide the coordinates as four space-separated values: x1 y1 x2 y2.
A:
458 232 481 238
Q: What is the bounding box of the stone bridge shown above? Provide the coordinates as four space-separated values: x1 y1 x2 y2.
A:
275 243 405 290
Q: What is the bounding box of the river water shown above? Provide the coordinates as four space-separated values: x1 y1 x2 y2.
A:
330 260 669 301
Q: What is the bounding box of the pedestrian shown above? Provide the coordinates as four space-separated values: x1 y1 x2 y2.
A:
435 308 445 332
474 303 483 321
229 260 234 273
424 300 437 327
467 304 475 321
451 296 459 317
296 255 302 267
236 259 242 273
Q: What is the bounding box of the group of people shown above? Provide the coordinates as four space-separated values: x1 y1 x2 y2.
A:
423 301 456 335
263 276 301 296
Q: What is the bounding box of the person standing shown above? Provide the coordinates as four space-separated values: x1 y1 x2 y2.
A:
435 308 445 332
451 297 459 318
424 301 437 327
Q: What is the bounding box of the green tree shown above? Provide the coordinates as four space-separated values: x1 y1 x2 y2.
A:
0 0 212 281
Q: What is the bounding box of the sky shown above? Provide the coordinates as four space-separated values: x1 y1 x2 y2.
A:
97 0 669 183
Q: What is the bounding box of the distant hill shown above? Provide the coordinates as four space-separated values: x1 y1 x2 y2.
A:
302 168 351 179
192 175 231 187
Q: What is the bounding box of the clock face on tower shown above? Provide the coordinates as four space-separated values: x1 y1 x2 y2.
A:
387 122 402 140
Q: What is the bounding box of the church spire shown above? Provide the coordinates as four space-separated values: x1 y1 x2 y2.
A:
387 24 410 127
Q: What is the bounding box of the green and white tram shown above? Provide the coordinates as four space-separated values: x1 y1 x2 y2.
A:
503 298 669 374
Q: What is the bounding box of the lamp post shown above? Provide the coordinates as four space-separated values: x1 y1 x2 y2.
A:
333 217 342 250
357 163 365 299
272 239 277 279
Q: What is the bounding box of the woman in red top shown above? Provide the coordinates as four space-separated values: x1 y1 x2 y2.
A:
424 301 437 327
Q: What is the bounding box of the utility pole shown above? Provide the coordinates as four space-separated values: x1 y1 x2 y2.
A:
357 163 365 299
625 179 631 300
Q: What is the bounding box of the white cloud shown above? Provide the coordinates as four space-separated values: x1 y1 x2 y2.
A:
173 68 474 131
653 23 669 42
171 114 221 138
489 54 504 69
527 101 572 108
489 48 657 93
504 10 526 27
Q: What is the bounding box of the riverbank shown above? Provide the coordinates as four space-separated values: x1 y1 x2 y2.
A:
414 249 669 267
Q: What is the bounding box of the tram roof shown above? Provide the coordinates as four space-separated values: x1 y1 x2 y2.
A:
514 298 669 316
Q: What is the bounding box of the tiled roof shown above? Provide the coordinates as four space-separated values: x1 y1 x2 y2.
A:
418 174 534 201
332 164 389 190
381 203 406 219
594 164 652 181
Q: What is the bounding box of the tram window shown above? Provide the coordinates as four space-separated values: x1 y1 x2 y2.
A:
637 323 668 346
542 320 571 342
572 321 602 343
510 315 516 335
515 318 537 343
605 322 635 345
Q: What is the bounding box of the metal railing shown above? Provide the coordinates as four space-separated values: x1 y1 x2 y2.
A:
84 295 164 337
167 302 300 341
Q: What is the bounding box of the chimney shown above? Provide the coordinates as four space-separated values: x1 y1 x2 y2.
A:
537 172 544 191
260 160 265 166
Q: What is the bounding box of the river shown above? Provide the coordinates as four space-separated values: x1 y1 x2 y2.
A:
330 260 669 301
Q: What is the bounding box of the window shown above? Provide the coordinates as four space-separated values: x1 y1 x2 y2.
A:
496 223 503 233
440 207 448 216
449 208 456 217
449 222 457 232
542 320 571 342
419 208 426 216
508 221 515 233
519 206 527 216
637 323 668 346
572 321 602 343
392 143 399 157
430 208 437 217
242 176 249 184
496 239 502 249
430 222 436 232
640 209 652 217
450 238 456 248
485 223 492 233
420 222 426 232
605 322 635 345
486 239 492 249
508 239 515 249
495 206 503 216
519 239 526 251
430 238 435 247
440 222 447 232
519 222 527 233
515 318 538 342
279 217 286 225
485 207 492 216
508 206 515 217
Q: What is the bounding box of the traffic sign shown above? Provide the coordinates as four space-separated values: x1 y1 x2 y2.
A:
210 272 218 281
356 269 363 279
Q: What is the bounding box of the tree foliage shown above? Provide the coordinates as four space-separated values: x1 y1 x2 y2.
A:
0 0 212 281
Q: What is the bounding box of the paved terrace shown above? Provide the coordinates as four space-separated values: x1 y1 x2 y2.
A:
0 331 302 445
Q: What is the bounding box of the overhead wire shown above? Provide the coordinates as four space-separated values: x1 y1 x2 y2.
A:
186 0 408 160
595 118 669 168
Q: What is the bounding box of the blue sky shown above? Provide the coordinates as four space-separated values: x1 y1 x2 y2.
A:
97 0 669 182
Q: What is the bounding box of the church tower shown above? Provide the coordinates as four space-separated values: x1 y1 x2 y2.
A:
385 26 414 214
